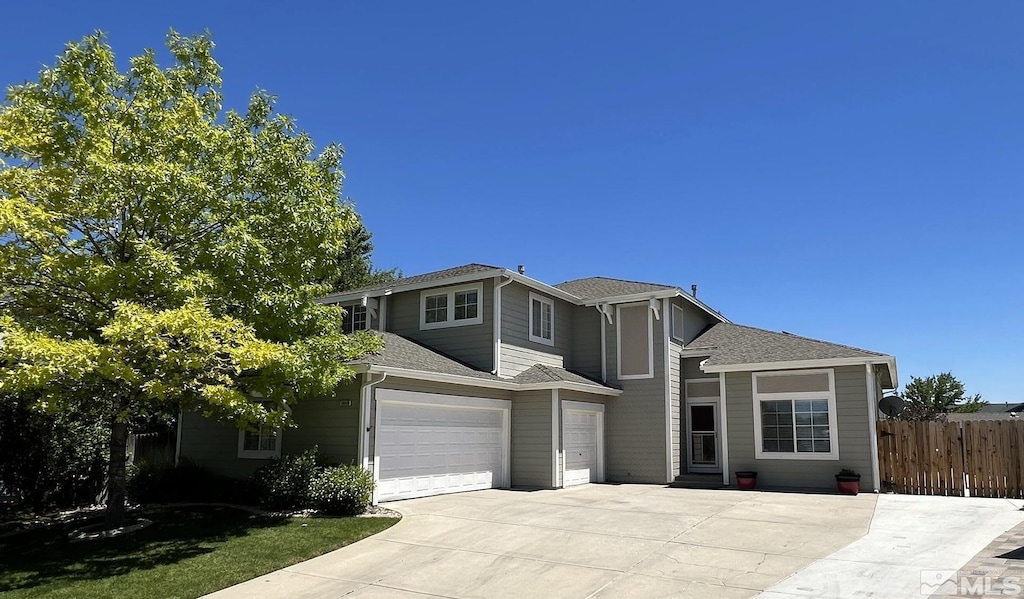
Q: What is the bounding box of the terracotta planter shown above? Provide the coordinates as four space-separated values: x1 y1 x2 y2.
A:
836 476 861 495
735 471 757 490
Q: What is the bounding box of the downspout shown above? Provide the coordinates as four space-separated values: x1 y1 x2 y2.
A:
493 275 514 377
359 372 388 473
719 372 730 486
865 363 881 493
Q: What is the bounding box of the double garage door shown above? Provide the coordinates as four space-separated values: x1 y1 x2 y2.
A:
375 390 510 502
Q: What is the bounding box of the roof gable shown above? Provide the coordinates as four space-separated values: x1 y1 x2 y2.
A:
553 276 675 302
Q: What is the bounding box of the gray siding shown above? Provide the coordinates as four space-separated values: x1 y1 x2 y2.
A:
672 297 717 345
569 305 602 380
603 305 669 483
500 282 572 377
511 390 554 488
386 278 494 372
178 383 361 479
285 383 361 465
725 365 873 491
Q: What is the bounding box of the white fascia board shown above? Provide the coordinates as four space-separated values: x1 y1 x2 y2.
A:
362 365 622 395
582 289 679 307
583 290 729 324
674 291 732 324
364 366 518 390
318 269 506 304
518 382 622 396
505 272 582 303
702 356 898 379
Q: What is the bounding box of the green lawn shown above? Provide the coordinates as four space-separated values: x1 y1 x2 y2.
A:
0 506 399 599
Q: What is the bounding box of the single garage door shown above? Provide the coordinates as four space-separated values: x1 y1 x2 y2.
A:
562 403 603 486
376 390 510 502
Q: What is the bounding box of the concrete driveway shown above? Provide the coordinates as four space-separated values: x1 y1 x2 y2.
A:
207 484 877 599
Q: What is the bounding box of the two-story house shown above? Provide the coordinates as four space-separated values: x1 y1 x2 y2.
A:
178 263 898 502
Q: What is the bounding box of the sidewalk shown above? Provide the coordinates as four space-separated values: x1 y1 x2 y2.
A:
930 518 1024 597
756 494 1024 599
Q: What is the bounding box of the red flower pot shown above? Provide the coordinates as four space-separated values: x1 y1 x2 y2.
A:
836 476 860 495
735 471 757 490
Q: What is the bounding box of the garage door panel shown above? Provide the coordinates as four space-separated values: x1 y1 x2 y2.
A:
563 409 601 487
377 397 508 501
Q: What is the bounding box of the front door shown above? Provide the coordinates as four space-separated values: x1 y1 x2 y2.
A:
686 403 720 473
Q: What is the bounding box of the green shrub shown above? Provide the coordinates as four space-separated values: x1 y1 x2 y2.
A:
0 399 108 510
250 447 327 510
308 465 374 515
127 459 245 504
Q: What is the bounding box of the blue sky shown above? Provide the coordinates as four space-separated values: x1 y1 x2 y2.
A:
2 2 1022 401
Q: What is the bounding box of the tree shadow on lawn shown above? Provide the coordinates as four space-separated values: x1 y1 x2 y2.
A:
0 506 288 593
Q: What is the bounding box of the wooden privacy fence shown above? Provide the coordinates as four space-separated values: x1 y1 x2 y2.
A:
877 419 1024 498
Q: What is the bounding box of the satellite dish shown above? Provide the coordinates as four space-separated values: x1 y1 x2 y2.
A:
878 395 906 418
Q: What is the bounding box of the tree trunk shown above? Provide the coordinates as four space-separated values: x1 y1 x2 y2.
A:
105 421 129 529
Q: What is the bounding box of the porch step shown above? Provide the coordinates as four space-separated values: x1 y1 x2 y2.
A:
670 473 727 489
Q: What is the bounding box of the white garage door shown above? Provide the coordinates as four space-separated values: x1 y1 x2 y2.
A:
563 406 603 487
376 391 510 502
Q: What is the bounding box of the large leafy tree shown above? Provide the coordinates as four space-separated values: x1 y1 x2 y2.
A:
0 31 381 526
330 220 400 291
899 372 985 421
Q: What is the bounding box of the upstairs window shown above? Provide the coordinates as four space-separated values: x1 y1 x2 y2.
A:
420 284 484 330
341 305 368 334
529 293 554 346
671 304 685 343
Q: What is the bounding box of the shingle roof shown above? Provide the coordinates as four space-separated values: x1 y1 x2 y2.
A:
349 333 619 393
553 276 675 301
979 402 1024 413
340 263 502 295
512 364 613 390
946 412 1022 422
350 332 502 382
689 323 887 368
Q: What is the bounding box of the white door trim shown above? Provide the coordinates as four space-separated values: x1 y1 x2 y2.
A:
685 401 721 473
684 377 723 474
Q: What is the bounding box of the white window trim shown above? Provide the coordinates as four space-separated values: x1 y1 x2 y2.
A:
616 302 655 380
528 292 555 346
752 369 840 461
342 303 369 333
237 402 286 460
419 283 485 330
671 304 686 343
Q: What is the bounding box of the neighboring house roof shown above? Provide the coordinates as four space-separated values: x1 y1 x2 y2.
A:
349 332 620 395
946 412 1022 422
553 277 675 301
978 402 1024 413
688 323 897 387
